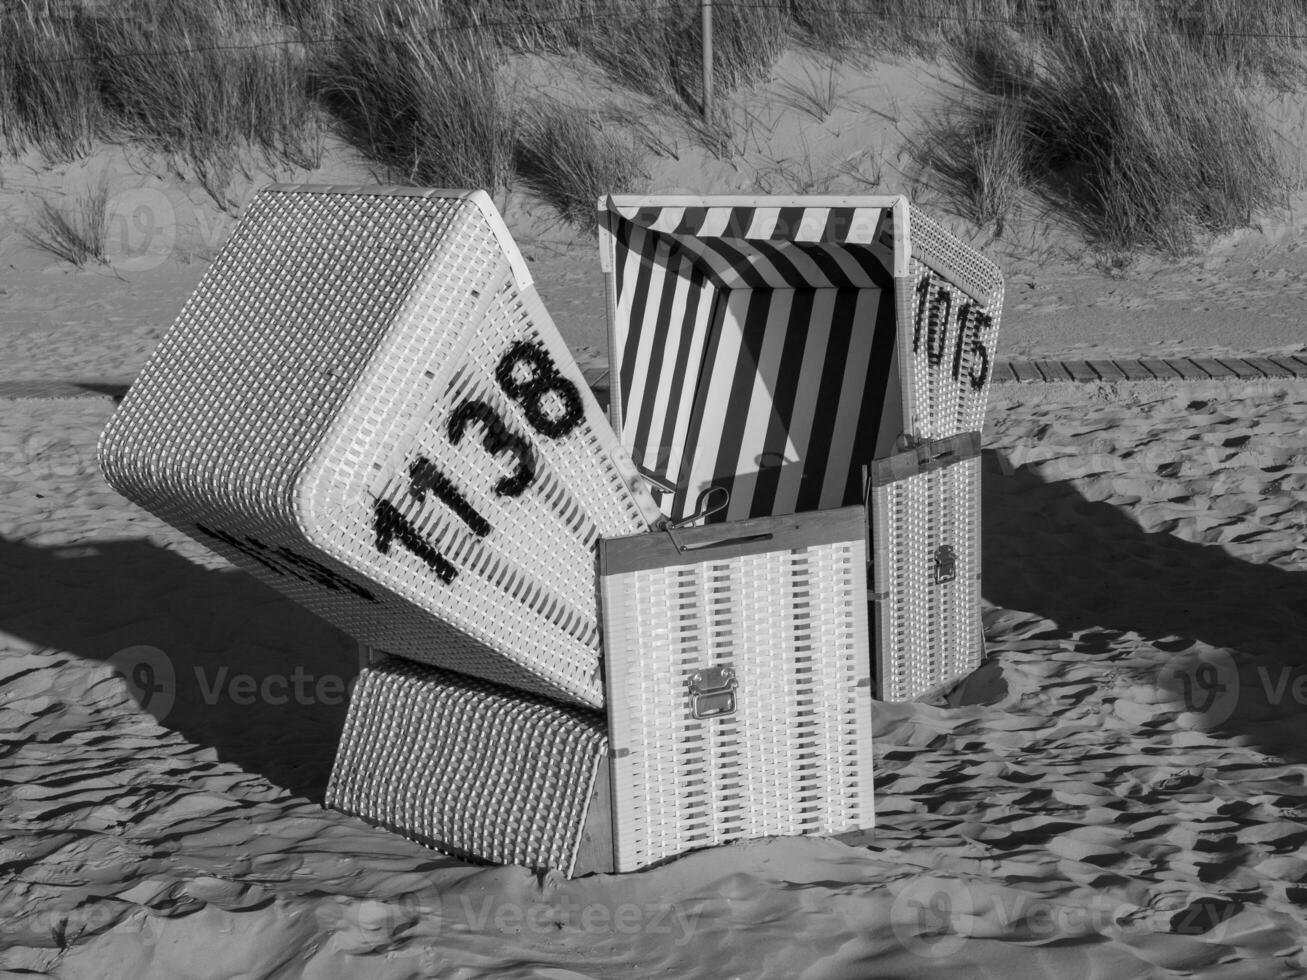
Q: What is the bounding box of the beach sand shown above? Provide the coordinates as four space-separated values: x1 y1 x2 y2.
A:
2 382 1306 978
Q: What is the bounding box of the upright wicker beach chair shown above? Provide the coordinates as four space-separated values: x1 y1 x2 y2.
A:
98 184 664 710
597 195 1004 703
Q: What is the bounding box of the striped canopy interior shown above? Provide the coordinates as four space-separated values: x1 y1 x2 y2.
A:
609 202 901 524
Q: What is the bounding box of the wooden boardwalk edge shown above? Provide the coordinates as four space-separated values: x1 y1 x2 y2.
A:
3 356 1307 401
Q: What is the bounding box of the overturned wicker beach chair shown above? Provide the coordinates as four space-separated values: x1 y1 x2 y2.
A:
597 195 1004 702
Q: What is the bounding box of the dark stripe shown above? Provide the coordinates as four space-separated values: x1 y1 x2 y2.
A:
795 288 859 513
708 289 773 521
793 242 862 289
842 242 895 290
773 206 807 241
873 207 892 247
658 261 708 481
673 291 729 523
748 239 819 289
693 236 772 290
617 222 661 426
846 286 898 506
822 208 857 243
612 214 634 298
633 206 662 228
675 207 708 235
748 288 815 518
722 207 755 238
630 240 683 477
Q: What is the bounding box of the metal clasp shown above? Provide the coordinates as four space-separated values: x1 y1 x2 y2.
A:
661 486 730 552
688 665 738 719
933 545 958 584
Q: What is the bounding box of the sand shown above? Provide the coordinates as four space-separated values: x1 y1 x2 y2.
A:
3 46 1307 980
2 383 1307 978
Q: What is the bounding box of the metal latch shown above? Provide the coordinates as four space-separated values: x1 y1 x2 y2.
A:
933 545 957 584
688 665 738 719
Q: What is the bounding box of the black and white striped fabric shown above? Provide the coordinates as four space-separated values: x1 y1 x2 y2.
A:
606 200 903 524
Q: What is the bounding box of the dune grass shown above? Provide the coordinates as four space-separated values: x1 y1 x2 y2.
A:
21 174 111 266
312 2 514 194
2 0 1306 248
924 10 1289 252
513 103 644 229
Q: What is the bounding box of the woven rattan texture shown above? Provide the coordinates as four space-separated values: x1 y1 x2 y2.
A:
869 454 982 701
99 186 659 709
327 656 607 874
905 207 1004 442
600 535 875 871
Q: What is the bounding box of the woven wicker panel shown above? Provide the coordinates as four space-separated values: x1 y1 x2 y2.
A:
904 207 1005 442
868 436 983 702
98 185 660 709
327 656 607 874
599 507 875 872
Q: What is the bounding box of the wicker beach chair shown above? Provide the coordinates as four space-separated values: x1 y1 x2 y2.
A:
99 184 879 874
330 505 875 875
596 195 1004 702
98 184 664 710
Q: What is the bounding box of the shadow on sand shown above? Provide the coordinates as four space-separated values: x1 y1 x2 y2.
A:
0 535 358 801
979 448 1307 761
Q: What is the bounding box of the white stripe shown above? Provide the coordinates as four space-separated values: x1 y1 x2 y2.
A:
745 207 781 239
792 207 830 242
647 206 686 234
680 291 748 521
696 208 733 238
818 289 882 510
771 290 835 516
726 290 793 521
846 207 883 244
